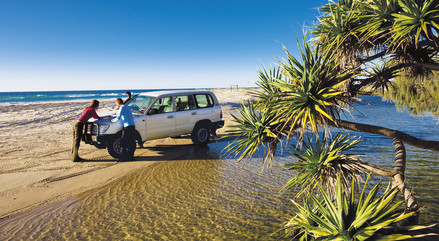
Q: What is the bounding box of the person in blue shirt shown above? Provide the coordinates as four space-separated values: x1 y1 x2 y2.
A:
112 98 136 161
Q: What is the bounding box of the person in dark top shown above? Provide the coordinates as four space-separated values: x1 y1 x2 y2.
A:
123 91 133 104
72 100 110 162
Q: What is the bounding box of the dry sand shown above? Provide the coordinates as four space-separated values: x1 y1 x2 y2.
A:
0 88 253 219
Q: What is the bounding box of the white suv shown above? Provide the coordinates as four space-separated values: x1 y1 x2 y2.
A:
83 90 224 158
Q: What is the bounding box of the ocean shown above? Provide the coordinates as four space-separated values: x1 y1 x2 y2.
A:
0 89 195 104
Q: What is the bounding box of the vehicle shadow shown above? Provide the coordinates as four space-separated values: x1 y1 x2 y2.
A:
83 135 234 163
135 144 221 162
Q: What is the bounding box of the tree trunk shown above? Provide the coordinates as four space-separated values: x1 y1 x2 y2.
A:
391 137 419 223
331 120 439 152
330 120 424 222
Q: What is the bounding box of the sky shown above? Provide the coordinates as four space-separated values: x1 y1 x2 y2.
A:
0 0 326 92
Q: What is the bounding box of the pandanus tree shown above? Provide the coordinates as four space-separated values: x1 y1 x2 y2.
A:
279 174 436 240
225 0 439 237
310 0 439 214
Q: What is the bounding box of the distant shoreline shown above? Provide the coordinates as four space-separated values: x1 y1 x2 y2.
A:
0 87 258 105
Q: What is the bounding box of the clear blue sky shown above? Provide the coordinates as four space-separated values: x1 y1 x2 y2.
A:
0 0 325 92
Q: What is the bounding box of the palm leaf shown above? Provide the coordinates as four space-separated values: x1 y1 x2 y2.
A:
279 174 421 240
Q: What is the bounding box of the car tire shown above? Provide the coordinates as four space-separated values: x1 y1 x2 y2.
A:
191 123 210 145
107 135 122 159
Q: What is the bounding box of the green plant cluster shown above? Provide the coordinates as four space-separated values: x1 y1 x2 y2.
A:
279 174 422 241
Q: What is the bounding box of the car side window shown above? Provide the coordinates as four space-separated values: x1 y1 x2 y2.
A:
194 94 214 108
149 97 174 114
176 95 196 111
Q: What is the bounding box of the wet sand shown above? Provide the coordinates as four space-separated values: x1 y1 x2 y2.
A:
0 88 253 219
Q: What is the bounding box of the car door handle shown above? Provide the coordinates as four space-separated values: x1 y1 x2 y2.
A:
191 112 197 115
167 115 174 119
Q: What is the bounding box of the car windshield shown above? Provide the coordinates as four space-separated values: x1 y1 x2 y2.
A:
127 95 156 114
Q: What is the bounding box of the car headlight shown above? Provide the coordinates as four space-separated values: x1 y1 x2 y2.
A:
99 124 110 133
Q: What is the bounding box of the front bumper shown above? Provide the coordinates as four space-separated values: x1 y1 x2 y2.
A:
83 123 112 147
82 123 95 144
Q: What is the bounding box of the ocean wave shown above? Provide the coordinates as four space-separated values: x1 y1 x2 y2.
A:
65 94 98 98
100 93 120 96
0 89 186 104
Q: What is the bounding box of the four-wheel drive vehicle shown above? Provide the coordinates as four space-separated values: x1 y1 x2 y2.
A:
83 90 224 158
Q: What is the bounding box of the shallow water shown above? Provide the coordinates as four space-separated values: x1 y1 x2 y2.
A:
1 96 438 240
0 145 294 240
342 97 439 224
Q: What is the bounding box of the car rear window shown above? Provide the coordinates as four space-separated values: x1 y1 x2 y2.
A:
194 94 214 108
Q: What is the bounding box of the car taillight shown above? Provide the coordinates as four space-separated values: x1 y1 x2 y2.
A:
220 110 223 119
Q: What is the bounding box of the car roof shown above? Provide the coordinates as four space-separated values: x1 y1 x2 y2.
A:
138 90 215 98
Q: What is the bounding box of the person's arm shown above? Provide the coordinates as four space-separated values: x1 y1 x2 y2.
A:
89 108 100 119
90 108 111 120
111 107 122 123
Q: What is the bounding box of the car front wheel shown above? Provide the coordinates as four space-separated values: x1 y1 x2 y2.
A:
191 123 210 145
106 135 122 159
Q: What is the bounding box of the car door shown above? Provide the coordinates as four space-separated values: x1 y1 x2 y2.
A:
174 95 199 135
145 96 176 140
194 93 216 120
127 96 154 141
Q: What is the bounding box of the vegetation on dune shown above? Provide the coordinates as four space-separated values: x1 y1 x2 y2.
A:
225 0 439 239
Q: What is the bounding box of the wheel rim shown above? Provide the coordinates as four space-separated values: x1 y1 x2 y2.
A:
197 128 208 142
113 138 122 154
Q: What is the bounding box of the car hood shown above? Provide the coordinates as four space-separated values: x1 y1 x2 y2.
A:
92 112 144 125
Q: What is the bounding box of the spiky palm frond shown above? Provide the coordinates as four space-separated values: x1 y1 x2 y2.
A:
356 0 401 45
255 66 283 95
285 133 368 197
249 66 283 108
224 101 287 165
365 61 398 95
274 42 354 137
391 0 439 49
279 174 421 241
311 0 365 68
224 40 356 164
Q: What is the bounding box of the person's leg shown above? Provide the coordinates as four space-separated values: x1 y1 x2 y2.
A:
127 126 137 160
120 127 127 161
72 122 84 162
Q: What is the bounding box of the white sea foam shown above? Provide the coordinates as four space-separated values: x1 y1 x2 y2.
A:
101 93 119 96
66 94 98 98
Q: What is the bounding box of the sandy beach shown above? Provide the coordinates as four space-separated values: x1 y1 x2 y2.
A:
0 88 252 219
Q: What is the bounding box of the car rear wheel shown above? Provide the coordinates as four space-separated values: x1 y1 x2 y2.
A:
191 123 210 145
107 135 122 159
